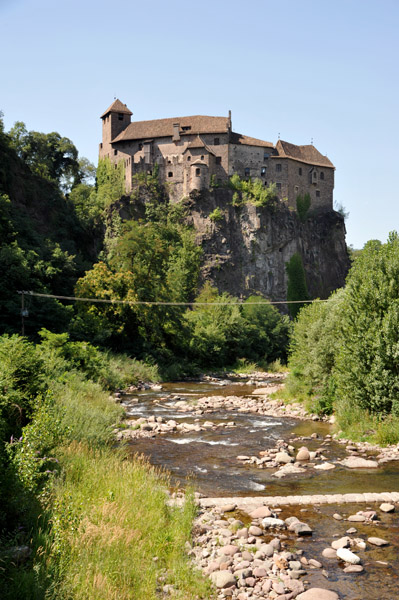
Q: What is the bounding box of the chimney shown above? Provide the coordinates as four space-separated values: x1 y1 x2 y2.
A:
228 110 232 132
172 122 180 142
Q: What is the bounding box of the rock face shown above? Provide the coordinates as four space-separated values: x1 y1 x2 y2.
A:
188 188 349 303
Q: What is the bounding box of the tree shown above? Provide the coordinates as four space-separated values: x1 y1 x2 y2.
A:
286 253 309 318
8 121 81 191
335 233 399 416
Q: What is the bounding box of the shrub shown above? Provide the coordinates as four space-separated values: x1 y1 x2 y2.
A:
209 207 223 222
296 193 311 221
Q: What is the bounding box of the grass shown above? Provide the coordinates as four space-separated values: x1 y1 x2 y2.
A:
46 445 212 600
0 336 212 600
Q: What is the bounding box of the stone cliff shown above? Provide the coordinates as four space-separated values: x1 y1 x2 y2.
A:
185 188 349 303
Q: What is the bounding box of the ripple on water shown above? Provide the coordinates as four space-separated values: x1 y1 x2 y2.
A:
166 437 239 446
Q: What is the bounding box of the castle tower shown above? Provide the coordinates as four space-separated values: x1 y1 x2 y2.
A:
99 99 132 159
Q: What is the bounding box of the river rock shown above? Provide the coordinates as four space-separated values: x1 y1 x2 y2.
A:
249 506 272 519
262 517 286 528
332 513 343 520
221 503 237 512
379 502 395 513
275 451 294 464
336 547 361 564
220 544 239 556
288 521 312 535
322 548 337 558
340 456 379 469
344 565 364 573
296 446 310 461
348 514 366 522
248 525 263 536
368 536 389 546
297 589 339 600
314 462 335 470
211 570 236 589
331 536 351 550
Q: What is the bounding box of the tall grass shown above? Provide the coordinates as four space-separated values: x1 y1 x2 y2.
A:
0 334 211 600
47 445 211 600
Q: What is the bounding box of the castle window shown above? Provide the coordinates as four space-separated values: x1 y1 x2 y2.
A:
187 156 191 161
215 157 222 165
295 185 299 193
264 152 269 161
316 190 321 197
299 167 302 175
138 143 143 150
182 126 191 131
201 155 204 160
244 167 250 177
118 113 124 121
195 168 201 176
276 163 282 172
261 167 266 176
168 171 173 178
114 149 118 156
214 137 220 145
313 171 317 179
320 171 325 180
276 182 282 190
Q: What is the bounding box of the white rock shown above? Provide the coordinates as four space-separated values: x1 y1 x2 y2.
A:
336 547 361 564
340 456 378 469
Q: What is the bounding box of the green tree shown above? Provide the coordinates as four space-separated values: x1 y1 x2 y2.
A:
335 233 399 417
286 252 309 318
8 121 81 191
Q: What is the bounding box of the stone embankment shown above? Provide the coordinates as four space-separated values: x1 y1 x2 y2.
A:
186 498 397 600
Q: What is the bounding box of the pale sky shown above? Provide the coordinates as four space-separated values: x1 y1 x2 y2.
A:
1 0 398 249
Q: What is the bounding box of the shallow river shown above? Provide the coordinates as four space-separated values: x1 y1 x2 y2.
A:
122 379 399 600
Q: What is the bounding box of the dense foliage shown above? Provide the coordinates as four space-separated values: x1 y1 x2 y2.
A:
287 233 399 442
229 174 278 207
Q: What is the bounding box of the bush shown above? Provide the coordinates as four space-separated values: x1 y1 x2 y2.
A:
209 207 223 222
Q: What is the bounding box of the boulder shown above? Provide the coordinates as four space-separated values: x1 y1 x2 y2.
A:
368 536 389 546
262 517 286 528
296 447 310 461
331 536 351 550
249 506 272 519
343 565 364 573
380 502 395 513
210 570 236 589
314 462 335 470
340 457 378 469
248 525 263 536
288 521 313 536
275 451 294 464
322 548 337 558
336 547 361 564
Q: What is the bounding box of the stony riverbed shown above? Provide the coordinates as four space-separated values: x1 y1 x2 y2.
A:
113 375 399 599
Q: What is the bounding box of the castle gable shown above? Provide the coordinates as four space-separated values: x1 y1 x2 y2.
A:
276 139 334 169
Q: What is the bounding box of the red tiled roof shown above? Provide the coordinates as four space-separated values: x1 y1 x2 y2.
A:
101 99 133 118
112 115 230 142
276 140 334 168
230 132 274 148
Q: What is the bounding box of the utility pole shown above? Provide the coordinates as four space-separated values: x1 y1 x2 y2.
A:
18 291 29 336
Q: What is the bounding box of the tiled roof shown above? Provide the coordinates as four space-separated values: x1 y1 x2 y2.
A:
112 115 230 142
184 136 215 155
101 99 133 118
230 132 274 148
276 140 334 168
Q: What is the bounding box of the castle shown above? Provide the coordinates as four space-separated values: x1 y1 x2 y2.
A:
99 99 335 210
